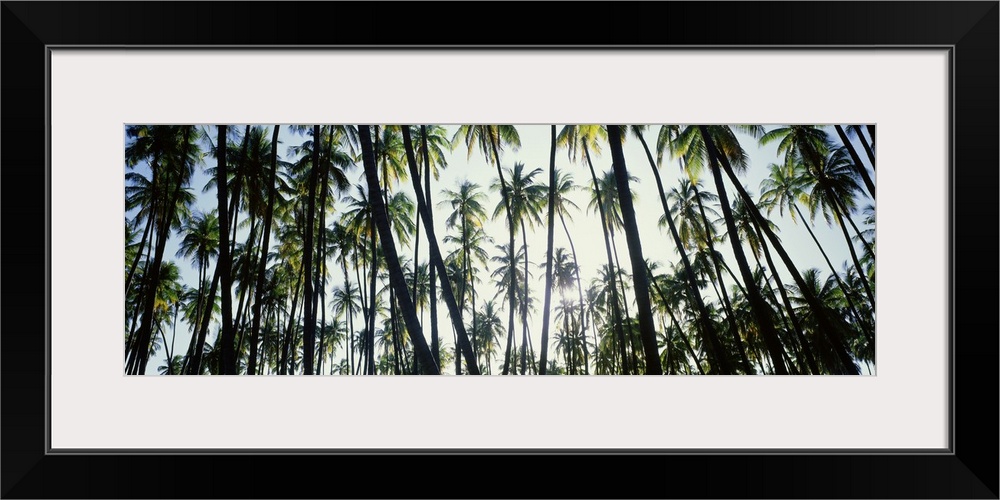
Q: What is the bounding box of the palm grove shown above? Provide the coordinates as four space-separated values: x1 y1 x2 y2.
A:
124 124 875 376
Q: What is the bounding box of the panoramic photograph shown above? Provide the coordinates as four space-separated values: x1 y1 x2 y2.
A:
124 125 875 376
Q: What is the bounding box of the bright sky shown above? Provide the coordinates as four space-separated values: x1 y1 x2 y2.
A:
128 125 875 375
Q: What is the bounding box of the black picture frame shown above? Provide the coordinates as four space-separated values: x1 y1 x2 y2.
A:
2 2 996 498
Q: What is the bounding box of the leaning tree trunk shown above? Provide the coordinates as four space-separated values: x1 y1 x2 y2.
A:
422 127 440 369
359 125 440 374
559 212 589 374
539 126 558 374
712 130 859 375
792 204 874 343
217 125 237 375
688 180 754 374
606 126 662 375
248 125 280 375
699 126 788 375
486 133 518 376
582 143 630 375
299 125 321 375
834 125 875 200
400 126 479 373
753 221 820 374
635 132 737 374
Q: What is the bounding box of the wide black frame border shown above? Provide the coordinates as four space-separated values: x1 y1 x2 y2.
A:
2 2 996 498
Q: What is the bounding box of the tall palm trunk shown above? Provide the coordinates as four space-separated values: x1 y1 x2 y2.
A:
582 143 630 375
539 125 558 374
249 125 280 375
834 125 875 200
520 224 531 374
217 126 237 375
279 266 303 375
400 126 479 374
312 131 334 375
359 125 439 374
689 181 754 374
134 128 190 375
633 131 733 374
699 126 788 375
343 260 356 375
647 267 705 375
829 202 876 307
367 221 377 375
299 125 321 375
609 230 639 374
422 127 440 369
463 220 479 369
558 212 589 374
792 204 874 343
127 228 157 372
606 126 662 375
711 130 859 375
124 205 155 297
853 126 876 168
753 221 820 374
483 134 519 376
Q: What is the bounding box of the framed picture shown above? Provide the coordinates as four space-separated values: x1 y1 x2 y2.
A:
3 2 996 498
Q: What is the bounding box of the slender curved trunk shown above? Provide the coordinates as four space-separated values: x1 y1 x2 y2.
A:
482 133 517 376
834 125 875 200
689 181 754 374
218 126 237 375
135 129 191 375
400 126 478 373
559 212 589 374
249 125 280 375
792 204 874 343
609 231 639 374
713 131 859 374
279 267 303 375
700 126 788 375
539 125 557 374
854 126 876 168
519 224 531 374
421 128 440 370
753 221 820 374
582 143 630 375
359 125 439 374
830 202 877 307
343 260 356 375
634 131 733 374
298 125 321 375
124 209 154 297
367 221 377 375
647 268 705 375
607 126 661 375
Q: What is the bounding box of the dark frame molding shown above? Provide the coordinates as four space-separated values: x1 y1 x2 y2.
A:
2 2 996 498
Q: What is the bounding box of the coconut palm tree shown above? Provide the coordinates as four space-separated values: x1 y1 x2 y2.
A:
248 125 282 375
491 162 546 374
546 168 590 369
399 126 480 374
692 126 859 374
439 180 490 362
759 161 873 352
128 125 201 375
606 125 661 374
539 125 559 374
799 147 876 307
358 125 440 374
557 125 633 375
672 125 790 374
452 125 521 374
